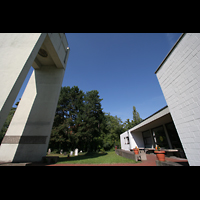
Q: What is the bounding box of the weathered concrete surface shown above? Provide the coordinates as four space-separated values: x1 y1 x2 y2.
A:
0 33 70 162
115 149 147 161
0 33 46 132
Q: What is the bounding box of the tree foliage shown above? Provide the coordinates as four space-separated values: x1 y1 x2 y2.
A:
49 86 85 152
133 106 142 125
0 88 142 153
49 86 106 152
49 86 143 153
103 113 124 151
0 107 16 144
123 106 142 131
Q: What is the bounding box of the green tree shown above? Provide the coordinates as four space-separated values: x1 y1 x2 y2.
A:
49 87 105 153
123 118 134 131
0 107 16 144
103 113 123 150
132 106 142 125
50 88 143 153
79 90 105 152
123 106 142 132
49 86 84 152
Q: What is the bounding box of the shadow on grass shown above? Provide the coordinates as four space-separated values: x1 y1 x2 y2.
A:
58 152 108 163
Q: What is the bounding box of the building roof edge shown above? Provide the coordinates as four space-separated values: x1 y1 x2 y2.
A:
155 33 186 74
127 105 169 133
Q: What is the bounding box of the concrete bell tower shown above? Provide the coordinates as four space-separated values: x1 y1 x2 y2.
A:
0 33 70 162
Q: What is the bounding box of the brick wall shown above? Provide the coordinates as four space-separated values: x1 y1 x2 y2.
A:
156 33 200 166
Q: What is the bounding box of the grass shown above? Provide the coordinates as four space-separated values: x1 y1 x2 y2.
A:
46 151 140 164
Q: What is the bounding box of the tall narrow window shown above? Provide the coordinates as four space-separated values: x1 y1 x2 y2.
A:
126 136 129 144
142 130 153 148
165 122 183 149
152 126 169 148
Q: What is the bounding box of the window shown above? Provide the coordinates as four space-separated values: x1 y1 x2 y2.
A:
142 130 153 148
124 136 129 144
152 126 169 149
165 122 183 149
126 136 129 144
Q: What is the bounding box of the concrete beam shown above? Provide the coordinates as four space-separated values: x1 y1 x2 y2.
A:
0 66 65 162
0 33 70 162
0 33 46 131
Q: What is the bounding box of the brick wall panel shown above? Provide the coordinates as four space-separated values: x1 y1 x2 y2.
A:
156 33 200 166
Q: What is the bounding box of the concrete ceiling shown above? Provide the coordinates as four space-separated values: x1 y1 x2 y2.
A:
130 113 173 133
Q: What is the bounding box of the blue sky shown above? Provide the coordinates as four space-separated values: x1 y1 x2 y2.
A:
14 33 182 123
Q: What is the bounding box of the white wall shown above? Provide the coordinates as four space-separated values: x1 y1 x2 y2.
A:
120 131 130 150
156 33 200 166
0 67 65 162
129 132 144 149
0 33 70 162
0 33 45 131
120 131 145 151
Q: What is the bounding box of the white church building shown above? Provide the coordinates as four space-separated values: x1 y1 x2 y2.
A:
120 33 200 166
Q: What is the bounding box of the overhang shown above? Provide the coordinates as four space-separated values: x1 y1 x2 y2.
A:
32 33 70 70
129 106 172 133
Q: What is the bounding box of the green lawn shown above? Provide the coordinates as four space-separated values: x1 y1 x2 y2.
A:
47 151 140 164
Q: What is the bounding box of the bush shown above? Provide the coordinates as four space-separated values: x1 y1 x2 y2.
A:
99 148 105 153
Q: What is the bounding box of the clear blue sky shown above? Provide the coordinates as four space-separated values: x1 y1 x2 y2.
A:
14 33 182 123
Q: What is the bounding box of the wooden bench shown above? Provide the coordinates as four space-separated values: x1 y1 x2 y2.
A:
42 156 59 164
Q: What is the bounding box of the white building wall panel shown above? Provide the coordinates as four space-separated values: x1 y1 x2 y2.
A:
120 131 130 151
156 33 200 166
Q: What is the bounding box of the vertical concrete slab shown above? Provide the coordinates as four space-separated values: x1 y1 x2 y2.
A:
0 33 70 162
0 66 65 162
0 33 46 131
156 33 200 166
